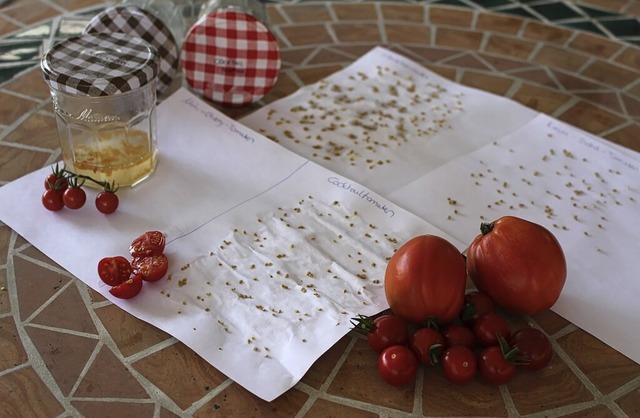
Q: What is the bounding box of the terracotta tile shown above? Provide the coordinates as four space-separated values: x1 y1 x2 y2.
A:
577 91 624 115
280 4 331 23
75 344 149 399
485 35 535 59
95 304 172 358
194 384 308 417
306 47 357 66
385 23 431 45
1 0 59 26
443 53 492 71
13 256 69 321
3 66 50 100
579 0 629 13
530 309 572 336
72 401 155 418
31 283 97 334
0 269 9 314
622 94 640 119
428 6 474 28
604 123 640 153
0 91 38 126
436 28 483 50
551 69 604 91
557 328 640 395
522 21 572 45
615 46 640 70
328 339 414 413
426 65 456 81
305 398 377 418
478 54 532 72
160 407 182 418
476 13 524 35
85 285 107 303
422 365 507 416
0 317 29 370
0 16 21 37
403 46 462 65
280 47 317 67
560 404 617 417
569 33 623 59
48 0 104 12
616 385 640 416
328 44 382 61
25 325 98 395
460 71 514 96
627 0 640 17
510 68 561 89
4 113 59 149
132 341 227 410
262 73 301 104
295 65 345 86
533 45 589 72
19 245 63 268
508 353 593 415
332 3 377 20
280 24 333 47
381 4 424 23
332 23 381 43
301 335 351 389
628 83 640 101
558 100 626 135
581 60 638 89
0 367 65 417
266 4 286 26
0 224 10 266
511 83 571 114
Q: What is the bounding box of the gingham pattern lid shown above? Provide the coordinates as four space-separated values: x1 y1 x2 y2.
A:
41 32 158 97
84 6 179 95
182 10 281 107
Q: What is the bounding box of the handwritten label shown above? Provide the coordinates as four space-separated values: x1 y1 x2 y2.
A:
182 97 256 143
327 176 395 217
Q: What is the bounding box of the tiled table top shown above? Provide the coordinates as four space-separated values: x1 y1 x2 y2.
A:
1 0 640 417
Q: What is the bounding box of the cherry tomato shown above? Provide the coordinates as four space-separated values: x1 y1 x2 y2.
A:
384 235 467 324
96 190 119 214
130 230 166 258
441 345 477 385
352 314 409 353
63 186 86 209
98 256 133 286
442 323 477 350
109 273 143 299
478 346 516 385
473 313 510 347
378 345 418 386
460 291 496 325
42 189 64 211
44 172 68 191
409 327 444 366
510 327 552 371
132 254 169 282
467 216 567 315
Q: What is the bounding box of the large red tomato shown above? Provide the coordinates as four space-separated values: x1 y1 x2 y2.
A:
384 235 466 324
466 216 566 316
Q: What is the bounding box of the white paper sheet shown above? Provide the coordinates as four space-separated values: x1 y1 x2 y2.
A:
388 114 640 365
241 46 538 195
0 88 464 401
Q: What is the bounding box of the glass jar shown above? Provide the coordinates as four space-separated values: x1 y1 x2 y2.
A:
200 0 266 23
41 32 160 188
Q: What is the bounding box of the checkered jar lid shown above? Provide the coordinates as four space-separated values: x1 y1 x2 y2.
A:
182 10 281 107
84 6 179 95
41 32 159 97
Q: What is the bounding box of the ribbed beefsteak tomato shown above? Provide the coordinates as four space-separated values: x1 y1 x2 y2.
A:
384 235 466 324
466 216 567 316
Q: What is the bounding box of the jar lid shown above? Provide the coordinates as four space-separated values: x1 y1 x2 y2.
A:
41 32 159 97
84 6 179 95
182 10 281 107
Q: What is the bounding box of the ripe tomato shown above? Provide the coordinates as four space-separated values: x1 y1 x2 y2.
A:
410 327 444 366
460 291 495 325
130 230 166 258
510 327 552 371
466 216 567 316
132 254 169 282
441 345 477 385
95 190 119 214
384 235 466 324
42 189 64 211
44 173 68 191
442 323 477 350
478 346 516 385
378 345 418 386
352 314 409 353
98 256 133 286
109 273 144 299
63 186 86 209
473 313 510 347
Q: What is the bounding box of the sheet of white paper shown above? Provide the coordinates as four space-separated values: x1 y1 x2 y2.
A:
0 88 464 401
388 113 640 365
241 46 538 196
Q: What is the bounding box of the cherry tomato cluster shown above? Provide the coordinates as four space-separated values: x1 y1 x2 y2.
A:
41 164 119 214
98 231 169 299
353 290 552 387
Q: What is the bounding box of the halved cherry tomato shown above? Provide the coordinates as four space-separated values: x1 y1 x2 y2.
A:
473 313 510 347
460 290 496 325
442 323 477 350
409 327 444 366
132 254 169 282
478 345 516 385
98 256 133 286
109 273 143 299
441 345 477 385
378 345 418 386
130 230 166 258
510 327 552 371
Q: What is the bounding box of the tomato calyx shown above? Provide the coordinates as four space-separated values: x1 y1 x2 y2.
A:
497 334 525 365
350 314 376 334
480 221 496 235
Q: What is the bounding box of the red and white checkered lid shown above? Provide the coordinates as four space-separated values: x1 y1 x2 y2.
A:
182 10 281 107
41 32 158 97
84 6 179 95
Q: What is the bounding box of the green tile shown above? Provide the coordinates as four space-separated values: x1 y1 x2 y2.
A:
578 5 618 19
531 3 581 21
6 23 52 40
0 64 35 84
499 6 538 19
469 0 514 9
433 0 473 7
599 18 640 37
0 41 43 64
560 20 606 36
